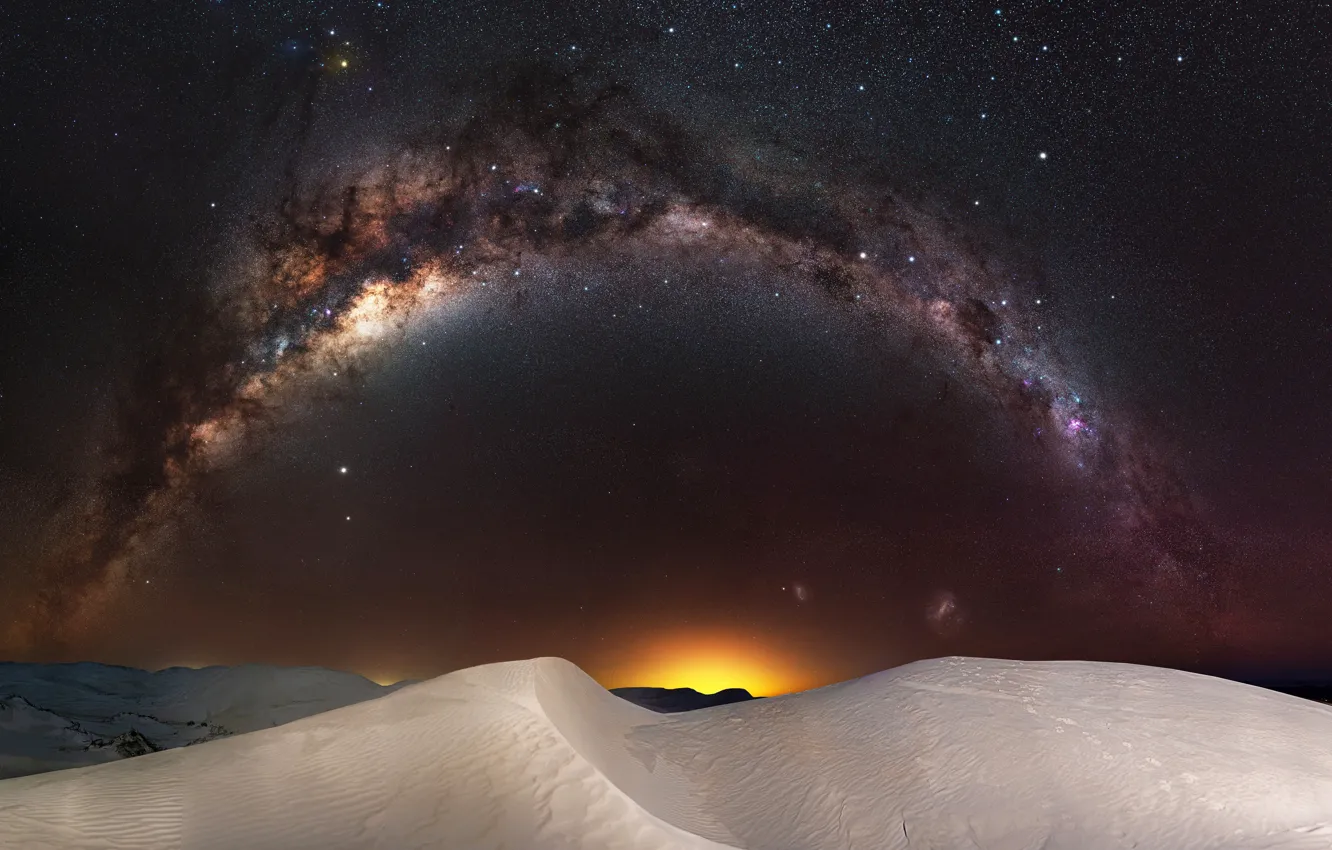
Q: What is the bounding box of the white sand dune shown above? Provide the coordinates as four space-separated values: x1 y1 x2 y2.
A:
0 662 397 779
2 656 1332 849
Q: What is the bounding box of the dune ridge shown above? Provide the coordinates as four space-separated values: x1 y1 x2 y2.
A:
2 656 1332 848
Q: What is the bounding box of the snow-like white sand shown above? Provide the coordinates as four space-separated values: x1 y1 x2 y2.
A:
0 662 396 779
2 656 1331 849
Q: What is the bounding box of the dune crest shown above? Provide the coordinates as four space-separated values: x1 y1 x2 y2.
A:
3 656 1332 848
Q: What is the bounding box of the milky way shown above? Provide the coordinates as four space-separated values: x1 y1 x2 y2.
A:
10 70 1208 652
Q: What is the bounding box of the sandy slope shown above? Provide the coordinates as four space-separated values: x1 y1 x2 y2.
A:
2 656 1332 849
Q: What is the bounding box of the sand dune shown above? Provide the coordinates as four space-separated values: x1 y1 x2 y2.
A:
2 656 1332 849
0 662 397 779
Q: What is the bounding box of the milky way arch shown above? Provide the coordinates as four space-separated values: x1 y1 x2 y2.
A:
11 70 1204 652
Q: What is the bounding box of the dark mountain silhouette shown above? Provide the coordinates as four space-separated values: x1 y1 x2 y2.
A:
611 686 758 713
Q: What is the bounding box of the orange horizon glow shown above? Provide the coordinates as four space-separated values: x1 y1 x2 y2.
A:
592 629 825 697
146 630 835 695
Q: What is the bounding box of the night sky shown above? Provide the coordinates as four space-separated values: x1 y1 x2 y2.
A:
1 1 1329 694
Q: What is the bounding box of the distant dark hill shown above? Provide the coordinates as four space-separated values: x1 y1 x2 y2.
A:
611 686 759 713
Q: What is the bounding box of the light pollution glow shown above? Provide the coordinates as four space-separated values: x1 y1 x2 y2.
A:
593 630 826 697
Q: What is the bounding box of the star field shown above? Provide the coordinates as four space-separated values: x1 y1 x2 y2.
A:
0 0 1329 688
